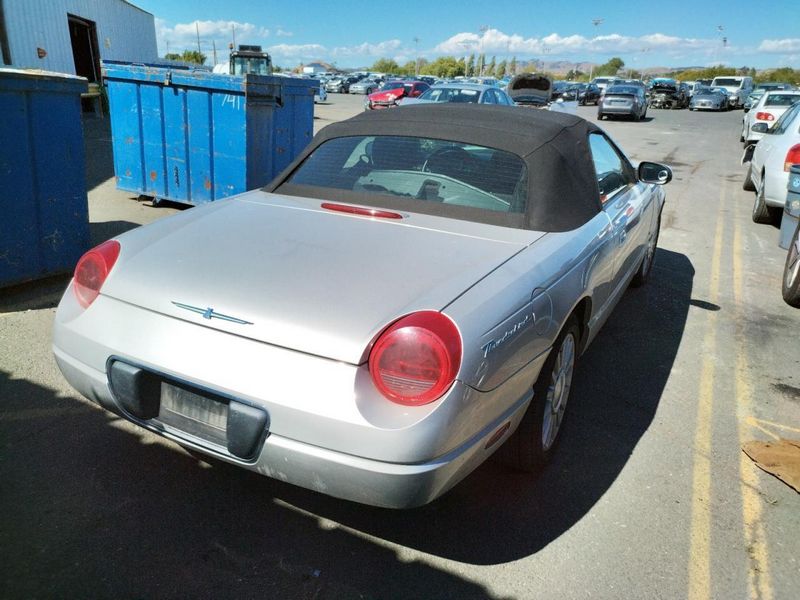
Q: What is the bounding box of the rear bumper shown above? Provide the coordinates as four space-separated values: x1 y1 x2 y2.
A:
600 105 635 115
52 290 542 508
53 346 532 508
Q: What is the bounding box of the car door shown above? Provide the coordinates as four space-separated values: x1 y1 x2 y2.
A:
589 133 653 296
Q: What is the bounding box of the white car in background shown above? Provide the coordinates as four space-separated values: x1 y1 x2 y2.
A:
741 91 800 144
710 75 753 108
743 100 800 223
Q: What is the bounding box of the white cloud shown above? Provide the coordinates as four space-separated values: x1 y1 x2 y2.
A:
276 28 294 38
435 28 720 57
758 39 800 54
155 19 270 61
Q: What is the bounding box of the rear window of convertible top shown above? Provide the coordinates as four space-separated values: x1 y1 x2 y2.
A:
282 136 529 215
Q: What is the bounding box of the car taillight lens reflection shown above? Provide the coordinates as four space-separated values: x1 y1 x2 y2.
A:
755 112 774 121
368 311 461 406
73 240 120 308
785 144 800 172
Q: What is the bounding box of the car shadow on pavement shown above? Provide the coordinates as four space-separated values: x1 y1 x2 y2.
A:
0 249 693 596
0 370 504 600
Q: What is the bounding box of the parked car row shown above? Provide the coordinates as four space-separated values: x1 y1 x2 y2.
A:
740 86 800 307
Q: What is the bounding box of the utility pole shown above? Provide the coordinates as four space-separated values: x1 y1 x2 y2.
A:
212 39 217 65
231 24 236 49
479 25 488 76
589 18 603 81
413 36 420 76
195 21 201 54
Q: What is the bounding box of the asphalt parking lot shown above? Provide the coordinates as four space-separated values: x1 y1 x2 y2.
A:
1 94 798 600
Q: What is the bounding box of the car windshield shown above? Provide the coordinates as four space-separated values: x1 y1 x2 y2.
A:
380 81 405 91
606 86 639 95
764 94 800 107
418 87 481 103
713 78 741 87
283 135 528 214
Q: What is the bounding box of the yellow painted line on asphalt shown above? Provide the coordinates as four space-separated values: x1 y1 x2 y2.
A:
687 206 724 600
732 219 773 600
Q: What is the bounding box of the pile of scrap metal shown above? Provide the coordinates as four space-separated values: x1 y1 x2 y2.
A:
648 78 683 109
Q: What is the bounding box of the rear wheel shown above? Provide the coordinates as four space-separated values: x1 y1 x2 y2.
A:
752 182 779 224
503 318 580 472
597 113 604 120
783 222 800 307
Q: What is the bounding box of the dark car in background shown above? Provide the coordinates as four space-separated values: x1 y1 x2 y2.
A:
567 83 601 105
598 85 648 121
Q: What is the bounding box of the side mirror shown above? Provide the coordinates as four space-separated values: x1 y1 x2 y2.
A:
751 123 769 134
638 161 673 185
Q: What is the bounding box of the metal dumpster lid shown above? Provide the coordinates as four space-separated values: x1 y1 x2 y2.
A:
102 63 316 97
0 68 88 92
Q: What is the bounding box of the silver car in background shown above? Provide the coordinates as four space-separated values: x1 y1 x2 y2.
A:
689 87 728 111
349 78 380 95
53 105 672 508
401 83 515 106
597 85 648 121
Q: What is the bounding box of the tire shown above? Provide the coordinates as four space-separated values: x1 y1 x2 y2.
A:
752 182 779 224
633 110 641 122
631 214 661 287
503 317 581 472
782 222 800 307
597 113 604 120
742 163 756 192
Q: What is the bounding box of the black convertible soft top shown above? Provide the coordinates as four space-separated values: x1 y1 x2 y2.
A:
266 104 605 232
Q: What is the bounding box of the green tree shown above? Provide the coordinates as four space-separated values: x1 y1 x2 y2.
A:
476 53 486 76
465 53 475 77
372 58 400 73
180 50 206 65
424 56 465 78
398 60 417 76
496 60 507 79
509 56 517 76
164 52 181 61
595 57 625 76
485 55 496 76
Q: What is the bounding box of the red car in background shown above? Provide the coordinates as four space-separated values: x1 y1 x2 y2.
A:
365 80 430 110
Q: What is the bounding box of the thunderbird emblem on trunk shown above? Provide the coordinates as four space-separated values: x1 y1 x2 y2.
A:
172 302 253 325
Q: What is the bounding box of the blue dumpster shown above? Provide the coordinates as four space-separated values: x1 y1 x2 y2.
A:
103 63 317 206
0 69 90 288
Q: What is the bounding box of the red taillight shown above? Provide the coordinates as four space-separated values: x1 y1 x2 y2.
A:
368 311 462 406
785 144 800 172
73 240 120 308
321 203 403 219
755 112 775 121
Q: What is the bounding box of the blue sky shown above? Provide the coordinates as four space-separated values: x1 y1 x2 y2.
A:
134 0 800 70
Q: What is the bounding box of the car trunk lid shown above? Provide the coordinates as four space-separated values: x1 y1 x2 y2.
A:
101 192 543 364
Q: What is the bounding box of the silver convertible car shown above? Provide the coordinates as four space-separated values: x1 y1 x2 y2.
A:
53 105 672 508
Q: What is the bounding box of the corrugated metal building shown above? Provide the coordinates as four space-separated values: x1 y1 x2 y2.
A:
0 0 157 81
